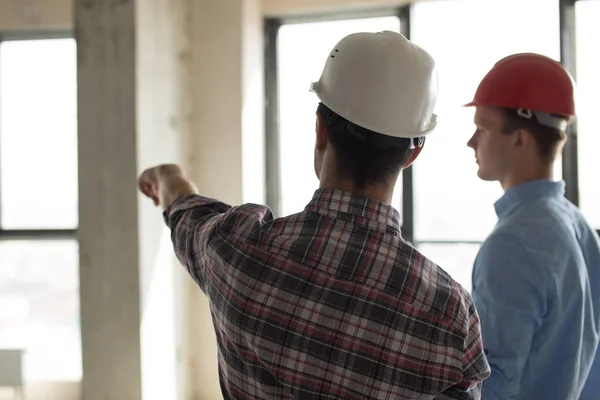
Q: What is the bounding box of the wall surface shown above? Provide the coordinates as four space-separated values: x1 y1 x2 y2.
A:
77 0 196 398
186 2 265 397
76 0 142 399
135 0 192 399
0 0 71 31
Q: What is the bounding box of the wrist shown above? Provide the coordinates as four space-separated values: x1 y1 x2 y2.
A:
157 164 184 180
158 170 198 210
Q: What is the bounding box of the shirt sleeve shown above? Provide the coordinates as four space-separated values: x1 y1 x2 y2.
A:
471 233 550 400
162 194 232 293
436 299 491 400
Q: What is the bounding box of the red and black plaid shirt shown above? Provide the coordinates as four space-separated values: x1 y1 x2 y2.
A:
164 188 490 399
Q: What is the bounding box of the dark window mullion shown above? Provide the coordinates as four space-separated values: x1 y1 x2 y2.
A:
265 18 281 218
559 0 579 205
0 229 77 240
398 5 415 244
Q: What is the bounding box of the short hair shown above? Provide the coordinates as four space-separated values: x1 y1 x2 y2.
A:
317 102 418 189
499 107 567 162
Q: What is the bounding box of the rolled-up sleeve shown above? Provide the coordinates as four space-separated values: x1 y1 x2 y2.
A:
472 233 549 400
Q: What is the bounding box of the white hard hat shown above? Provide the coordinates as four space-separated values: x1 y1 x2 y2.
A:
310 31 438 138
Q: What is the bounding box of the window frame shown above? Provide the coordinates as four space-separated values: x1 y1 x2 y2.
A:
0 30 77 240
265 0 600 240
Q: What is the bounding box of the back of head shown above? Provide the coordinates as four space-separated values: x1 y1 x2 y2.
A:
310 31 439 188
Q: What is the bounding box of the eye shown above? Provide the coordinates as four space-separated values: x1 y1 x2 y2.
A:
474 126 487 135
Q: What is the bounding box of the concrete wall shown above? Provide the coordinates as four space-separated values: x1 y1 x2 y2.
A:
186 2 264 398
76 0 142 398
76 0 197 397
0 0 71 31
135 0 192 399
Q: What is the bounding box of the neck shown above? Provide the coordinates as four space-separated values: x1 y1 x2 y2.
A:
319 177 395 204
500 163 555 192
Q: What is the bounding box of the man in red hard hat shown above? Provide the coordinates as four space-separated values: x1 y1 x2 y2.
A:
465 53 600 400
137 31 490 399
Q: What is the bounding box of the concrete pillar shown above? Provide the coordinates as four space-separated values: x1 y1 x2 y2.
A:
76 0 191 399
76 0 264 398
186 1 264 398
76 0 141 398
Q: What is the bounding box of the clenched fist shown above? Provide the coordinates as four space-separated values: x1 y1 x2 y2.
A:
138 164 198 209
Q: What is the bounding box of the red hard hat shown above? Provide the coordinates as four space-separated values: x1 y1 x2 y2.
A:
464 53 576 117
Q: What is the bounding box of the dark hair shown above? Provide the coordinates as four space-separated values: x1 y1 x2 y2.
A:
317 102 418 189
499 107 567 163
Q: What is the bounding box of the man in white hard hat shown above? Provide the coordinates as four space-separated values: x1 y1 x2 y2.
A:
138 31 490 399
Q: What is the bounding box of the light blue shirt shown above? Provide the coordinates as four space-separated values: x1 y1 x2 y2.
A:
472 180 600 400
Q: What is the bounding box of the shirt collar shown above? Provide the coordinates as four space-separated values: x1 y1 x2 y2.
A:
494 179 565 218
306 188 402 234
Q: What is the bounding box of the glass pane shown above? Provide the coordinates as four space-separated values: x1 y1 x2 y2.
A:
417 242 482 292
277 16 401 217
576 0 600 229
0 39 78 229
0 240 81 381
411 0 561 241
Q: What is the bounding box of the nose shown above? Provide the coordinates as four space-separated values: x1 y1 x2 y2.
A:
467 133 477 149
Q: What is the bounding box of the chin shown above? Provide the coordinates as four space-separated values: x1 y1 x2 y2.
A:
476 168 495 182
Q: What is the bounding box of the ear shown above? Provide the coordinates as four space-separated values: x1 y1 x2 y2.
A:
513 128 532 150
402 138 426 169
315 111 328 151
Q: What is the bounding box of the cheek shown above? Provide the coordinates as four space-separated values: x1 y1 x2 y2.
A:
476 138 495 164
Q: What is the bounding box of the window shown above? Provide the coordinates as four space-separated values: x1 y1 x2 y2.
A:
266 1 592 293
410 0 560 290
275 15 402 217
417 243 481 291
575 0 600 229
0 240 80 381
0 38 80 382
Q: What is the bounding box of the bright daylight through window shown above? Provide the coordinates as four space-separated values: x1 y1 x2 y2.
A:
410 0 560 290
575 0 600 229
0 38 81 382
277 16 402 218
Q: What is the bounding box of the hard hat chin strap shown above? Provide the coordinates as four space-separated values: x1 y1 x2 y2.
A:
516 109 568 131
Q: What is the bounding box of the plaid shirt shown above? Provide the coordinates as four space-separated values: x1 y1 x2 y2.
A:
164 188 490 399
